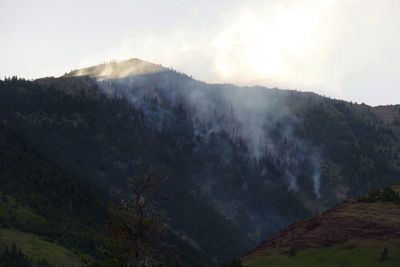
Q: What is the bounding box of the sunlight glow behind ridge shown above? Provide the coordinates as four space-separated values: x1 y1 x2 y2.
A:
213 1 334 87
1 0 400 105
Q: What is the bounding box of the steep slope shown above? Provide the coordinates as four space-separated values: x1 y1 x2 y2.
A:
1 59 400 265
0 117 106 243
0 77 242 266
243 186 400 266
0 113 106 265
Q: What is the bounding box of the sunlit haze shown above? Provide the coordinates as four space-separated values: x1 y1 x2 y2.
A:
1 0 400 106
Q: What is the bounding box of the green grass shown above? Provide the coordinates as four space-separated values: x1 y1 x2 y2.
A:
0 228 84 267
0 192 45 225
244 240 400 267
0 192 87 266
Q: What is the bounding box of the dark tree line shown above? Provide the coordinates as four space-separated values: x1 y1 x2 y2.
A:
0 244 53 267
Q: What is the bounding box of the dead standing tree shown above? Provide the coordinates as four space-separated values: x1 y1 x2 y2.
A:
106 170 168 267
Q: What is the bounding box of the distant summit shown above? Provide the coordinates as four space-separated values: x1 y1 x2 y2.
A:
64 58 168 80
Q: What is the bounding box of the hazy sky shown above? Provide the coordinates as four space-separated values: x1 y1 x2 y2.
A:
1 0 399 106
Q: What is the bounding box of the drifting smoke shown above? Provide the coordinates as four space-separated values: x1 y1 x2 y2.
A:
70 59 322 198
313 173 321 199
310 151 322 198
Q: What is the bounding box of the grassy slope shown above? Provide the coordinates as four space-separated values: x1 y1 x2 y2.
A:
0 228 84 267
243 186 400 267
0 192 85 266
244 240 400 267
0 192 45 225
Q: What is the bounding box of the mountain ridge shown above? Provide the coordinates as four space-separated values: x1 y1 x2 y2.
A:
63 58 168 80
61 58 400 110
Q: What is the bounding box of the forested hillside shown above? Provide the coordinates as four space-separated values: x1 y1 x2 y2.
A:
0 59 400 266
0 98 106 265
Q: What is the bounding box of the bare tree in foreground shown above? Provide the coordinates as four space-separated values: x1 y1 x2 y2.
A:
106 170 168 267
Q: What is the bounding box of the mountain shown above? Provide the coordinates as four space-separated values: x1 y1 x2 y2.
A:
243 185 400 267
1 58 400 265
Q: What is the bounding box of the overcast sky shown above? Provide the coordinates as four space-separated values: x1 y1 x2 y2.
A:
1 0 399 106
